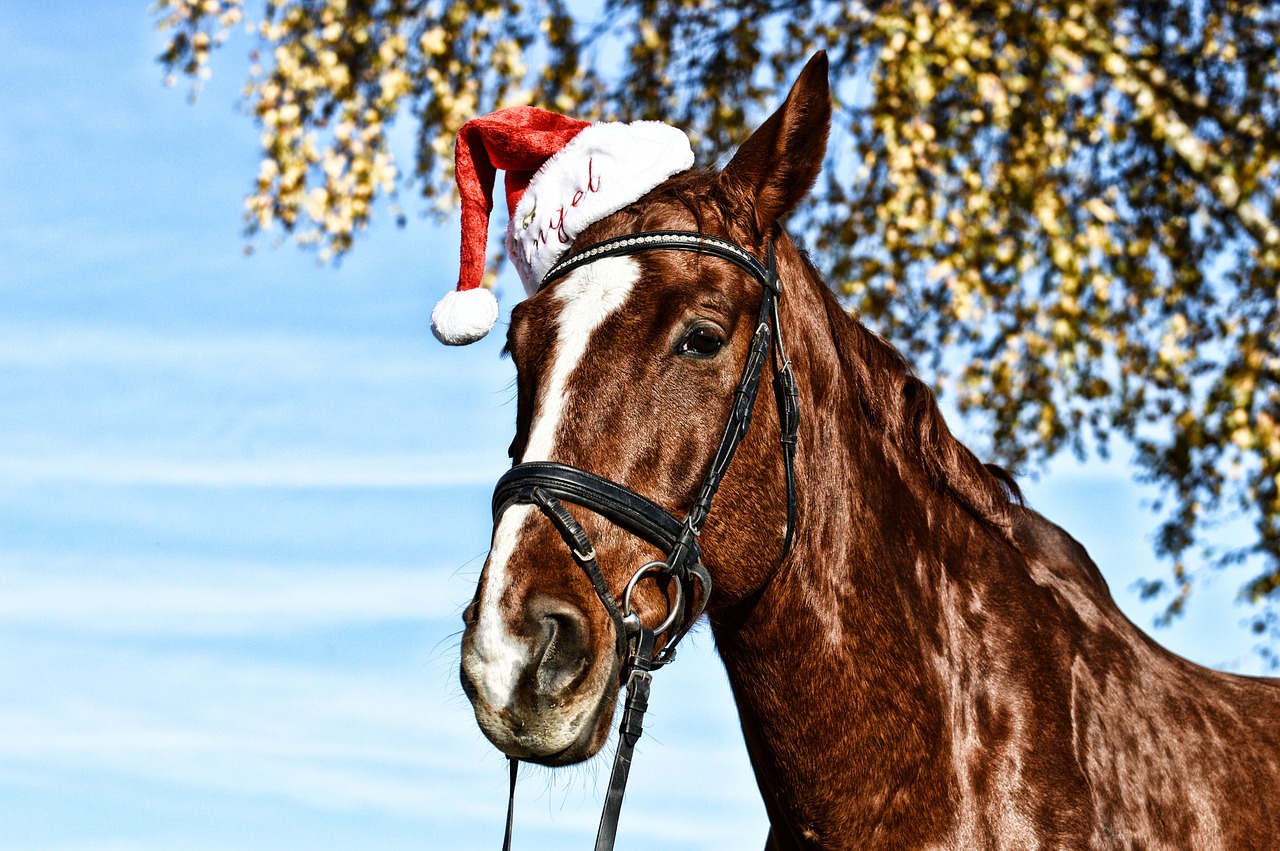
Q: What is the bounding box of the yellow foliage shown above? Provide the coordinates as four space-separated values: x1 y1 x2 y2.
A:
157 0 1280 637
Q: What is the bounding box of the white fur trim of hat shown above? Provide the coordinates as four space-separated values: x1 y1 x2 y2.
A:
504 121 694 295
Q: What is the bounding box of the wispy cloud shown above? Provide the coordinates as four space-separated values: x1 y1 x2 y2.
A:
0 561 469 633
0 629 768 849
0 646 499 816
0 326 432 377
0 454 507 488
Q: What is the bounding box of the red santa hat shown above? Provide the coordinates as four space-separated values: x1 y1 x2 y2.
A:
430 106 695 345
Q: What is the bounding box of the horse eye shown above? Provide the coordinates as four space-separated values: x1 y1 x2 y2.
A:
680 328 724 358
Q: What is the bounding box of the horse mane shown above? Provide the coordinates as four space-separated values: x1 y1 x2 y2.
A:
638 171 1022 540
809 254 1024 540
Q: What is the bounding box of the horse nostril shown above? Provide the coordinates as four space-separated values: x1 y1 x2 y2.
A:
535 610 590 698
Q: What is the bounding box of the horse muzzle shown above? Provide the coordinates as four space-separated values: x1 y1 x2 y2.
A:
459 595 620 765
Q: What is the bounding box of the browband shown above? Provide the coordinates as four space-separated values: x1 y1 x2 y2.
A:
541 230 778 292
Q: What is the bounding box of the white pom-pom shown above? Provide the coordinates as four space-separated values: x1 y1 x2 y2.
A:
431 287 499 345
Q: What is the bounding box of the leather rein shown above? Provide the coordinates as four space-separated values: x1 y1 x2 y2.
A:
491 229 800 851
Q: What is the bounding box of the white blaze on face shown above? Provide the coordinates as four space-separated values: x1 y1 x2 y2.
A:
469 256 642 712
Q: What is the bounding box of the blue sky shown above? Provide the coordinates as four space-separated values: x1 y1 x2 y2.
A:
0 3 1270 850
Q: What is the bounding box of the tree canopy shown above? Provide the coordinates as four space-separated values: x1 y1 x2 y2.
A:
157 0 1280 659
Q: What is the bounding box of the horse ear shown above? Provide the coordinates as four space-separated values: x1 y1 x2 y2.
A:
718 51 831 237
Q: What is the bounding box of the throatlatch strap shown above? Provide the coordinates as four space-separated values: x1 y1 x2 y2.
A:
768 242 800 559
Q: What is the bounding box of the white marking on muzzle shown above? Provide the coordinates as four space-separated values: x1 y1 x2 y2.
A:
469 257 641 713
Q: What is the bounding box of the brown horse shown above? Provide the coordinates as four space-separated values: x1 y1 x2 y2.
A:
458 52 1280 849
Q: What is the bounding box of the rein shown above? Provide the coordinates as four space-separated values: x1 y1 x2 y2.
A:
490 230 799 851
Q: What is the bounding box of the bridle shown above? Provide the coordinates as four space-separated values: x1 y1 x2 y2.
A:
490 229 800 851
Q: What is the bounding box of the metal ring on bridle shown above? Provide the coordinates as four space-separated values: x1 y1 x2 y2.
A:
622 561 685 636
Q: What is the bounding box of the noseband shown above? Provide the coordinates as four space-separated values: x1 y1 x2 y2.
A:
491 230 800 851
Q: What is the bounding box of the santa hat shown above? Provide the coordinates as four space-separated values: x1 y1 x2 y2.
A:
430 106 695 345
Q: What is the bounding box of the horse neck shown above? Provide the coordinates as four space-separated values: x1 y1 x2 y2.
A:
708 258 1021 841
702 244 1280 848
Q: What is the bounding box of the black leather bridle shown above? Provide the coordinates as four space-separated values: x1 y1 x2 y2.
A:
492 230 800 851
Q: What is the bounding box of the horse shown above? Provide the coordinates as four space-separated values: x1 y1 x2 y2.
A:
457 51 1280 849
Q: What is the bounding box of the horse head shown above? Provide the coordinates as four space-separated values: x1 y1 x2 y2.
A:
458 53 832 766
